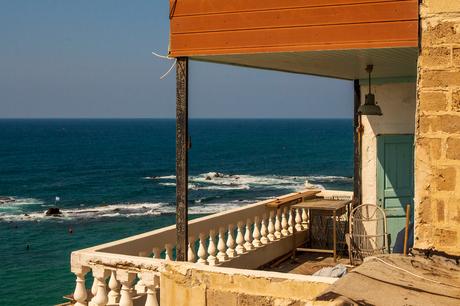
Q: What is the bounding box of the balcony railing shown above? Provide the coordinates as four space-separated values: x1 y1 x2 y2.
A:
69 189 352 306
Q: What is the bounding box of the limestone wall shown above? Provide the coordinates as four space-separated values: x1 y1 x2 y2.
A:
415 0 460 255
159 262 335 306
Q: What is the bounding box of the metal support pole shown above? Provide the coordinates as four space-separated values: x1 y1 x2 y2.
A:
176 57 189 261
353 80 362 208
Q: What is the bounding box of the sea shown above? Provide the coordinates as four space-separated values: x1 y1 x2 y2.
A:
0 119 353 305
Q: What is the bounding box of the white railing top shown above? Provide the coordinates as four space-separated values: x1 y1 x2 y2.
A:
78 189 329 256
71 249 337 284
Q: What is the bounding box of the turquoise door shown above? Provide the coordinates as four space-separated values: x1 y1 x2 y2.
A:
377 134 414 251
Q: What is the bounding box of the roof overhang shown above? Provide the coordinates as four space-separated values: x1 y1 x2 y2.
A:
191 47 418 80
169 0 419 79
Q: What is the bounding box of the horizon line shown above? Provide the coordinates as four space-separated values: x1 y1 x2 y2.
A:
0 117 352 120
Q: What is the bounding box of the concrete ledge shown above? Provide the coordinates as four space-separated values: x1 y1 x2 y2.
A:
160 261 336 306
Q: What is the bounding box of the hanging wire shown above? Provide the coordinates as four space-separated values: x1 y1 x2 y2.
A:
152 52 177 80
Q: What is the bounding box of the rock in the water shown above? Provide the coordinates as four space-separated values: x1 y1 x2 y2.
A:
45 207 62 216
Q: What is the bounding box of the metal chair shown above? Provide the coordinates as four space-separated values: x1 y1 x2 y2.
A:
346 204 389 265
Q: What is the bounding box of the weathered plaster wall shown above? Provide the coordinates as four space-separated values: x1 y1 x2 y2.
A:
361 82 416 205
415 0 460 256
160 262 335 306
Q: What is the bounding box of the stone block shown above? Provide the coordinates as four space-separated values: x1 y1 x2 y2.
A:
418 115 439 133
237 293 272 306
207 289 238 306
414 223 434 249
420 47 451 68
419 91 448 112
454 48 460 67
446 200 460 222
420 115 460 134
419 70 460 88
439 115 460 133
416 196 432 225
435 167 457 191
421 0 460 15
423 20 460 46
452 89 460 111
417 137 442 160
434 228 458 246
446 138 460 160
436 199 445 223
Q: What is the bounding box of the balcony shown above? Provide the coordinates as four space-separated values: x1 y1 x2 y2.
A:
66 189 352 305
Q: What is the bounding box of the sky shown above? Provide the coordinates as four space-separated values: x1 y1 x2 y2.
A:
0 0 353 119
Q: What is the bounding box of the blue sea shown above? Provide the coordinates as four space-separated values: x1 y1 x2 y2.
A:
0 119 353 305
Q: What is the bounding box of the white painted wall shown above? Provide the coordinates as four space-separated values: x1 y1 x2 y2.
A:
361 82 416 205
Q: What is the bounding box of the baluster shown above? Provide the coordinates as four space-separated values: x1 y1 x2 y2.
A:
207 229 218 265
108 270 121 305
152 247 161 259
188 236 197 263
281 207 289 236
92 266 109 306
295 208 303 231
260 214 269 245
165 244 173 261
226 224 236 258
72 266 90 306
267 210 276 242
244 218 254 251
302 208 308 230
117 270 136 306
91 276 99 303
197 232 208 264
142 272 160 306
135 252 148 294
217 227 228 262
274 209 282 239
252 216 262 247
288 208 294 234
235 221 246 254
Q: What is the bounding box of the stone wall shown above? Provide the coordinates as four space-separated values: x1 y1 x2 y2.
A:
415 0 460 256
159 262 335 306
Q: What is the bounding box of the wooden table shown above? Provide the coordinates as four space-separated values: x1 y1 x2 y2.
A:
291 198 351 262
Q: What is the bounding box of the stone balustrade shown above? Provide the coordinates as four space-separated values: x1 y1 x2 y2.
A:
69 189 352 305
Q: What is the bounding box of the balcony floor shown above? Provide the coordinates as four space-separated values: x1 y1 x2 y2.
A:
261 252 351 276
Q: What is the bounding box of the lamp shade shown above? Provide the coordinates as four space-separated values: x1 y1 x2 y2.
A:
358 93 382 116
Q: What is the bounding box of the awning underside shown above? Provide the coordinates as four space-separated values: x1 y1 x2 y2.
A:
192 47 418 80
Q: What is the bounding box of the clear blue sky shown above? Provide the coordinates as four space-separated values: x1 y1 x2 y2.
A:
0 0 353 119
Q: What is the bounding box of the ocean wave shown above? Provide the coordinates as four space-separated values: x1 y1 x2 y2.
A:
194 184 250 191
0 202 166 222
305 175 353 183
149 172 353 192
0 196 44 207
159 182 197 189
144 175 176 180
0 200 254 222
152 172 349 189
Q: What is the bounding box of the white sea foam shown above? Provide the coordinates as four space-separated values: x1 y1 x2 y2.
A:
0 197 44 207
159 182 197 189
0 199 255 222
152 172 350 192
145 175 176 180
